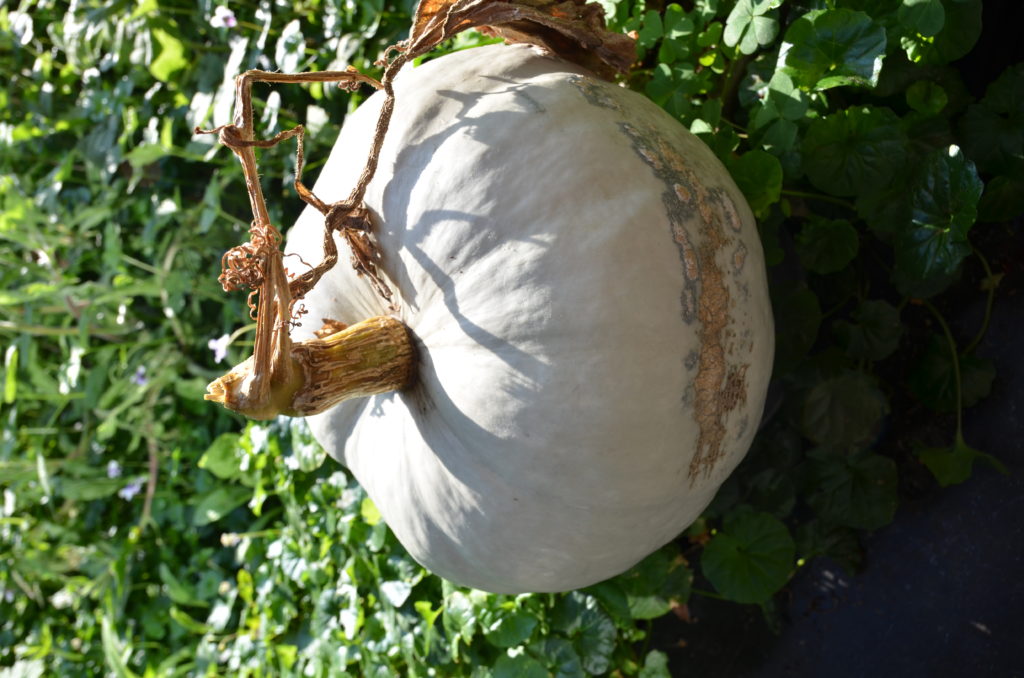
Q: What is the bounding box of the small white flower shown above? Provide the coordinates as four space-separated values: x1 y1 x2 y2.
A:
248 425 268 453
208 334 231 363
210 6 237 29
50 588 73 609
106 460 122 479
9 12 34 46
118 479 144 501
3 588 14 603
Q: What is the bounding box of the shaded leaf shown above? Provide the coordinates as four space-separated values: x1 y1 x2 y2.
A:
772 284 822 373
192 486 250 526
897 0 945 37
806 452 898 529
908 334 995 412
834 300 902 360
727 151 783 216
638 650 672 678
795 217 859 274
802 106 906 197
701 510 795 604
905 80 948 116
801 371 888 448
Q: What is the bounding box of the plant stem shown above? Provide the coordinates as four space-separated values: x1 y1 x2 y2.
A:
921 299 964 442
963 248 995 355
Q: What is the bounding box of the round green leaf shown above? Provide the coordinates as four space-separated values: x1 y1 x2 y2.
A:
782 9 887 90
834 300 903 360
895 145 982 280
806 452 898 530
898 0 945 38
960 63 1024 176
795 217 859 274
727 150 783 216
702 510 795 604
802 106 906 197
801 371 888 448
900 0 980 64
905 80 948 116
483 608 539 648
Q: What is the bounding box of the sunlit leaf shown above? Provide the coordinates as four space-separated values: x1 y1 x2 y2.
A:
782 9 887 90
723 0 781 55
895 145 982 280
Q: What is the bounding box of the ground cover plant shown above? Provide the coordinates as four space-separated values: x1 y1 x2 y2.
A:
1 0 1018 676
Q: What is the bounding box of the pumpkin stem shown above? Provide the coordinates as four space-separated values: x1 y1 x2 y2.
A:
205 316 415 420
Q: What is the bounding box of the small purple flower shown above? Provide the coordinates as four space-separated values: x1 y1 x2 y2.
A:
118 479 143 501
131 366 147 386
210 6 237 28
107 460 122 479
3 589 13 603
208 334 231 364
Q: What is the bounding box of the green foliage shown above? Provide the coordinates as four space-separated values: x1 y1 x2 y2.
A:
0 0 1014 675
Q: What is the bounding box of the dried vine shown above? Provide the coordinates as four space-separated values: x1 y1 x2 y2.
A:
197 0 634 417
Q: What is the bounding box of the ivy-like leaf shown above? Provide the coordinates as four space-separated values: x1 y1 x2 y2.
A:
199 432 243 480
727 151 782 216
795 217 859 274
192 486 250 526
149 28 188 83
723 0 781 55
801 371 888 448
483 608 539 648
701 510 795 604
805 452 898 530
834 300 902 360
895 145 983 280
781 9 887 90
908 334 995 412
802 106 906 197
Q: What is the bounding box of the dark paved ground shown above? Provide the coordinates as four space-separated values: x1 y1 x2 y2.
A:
651 234 1024 677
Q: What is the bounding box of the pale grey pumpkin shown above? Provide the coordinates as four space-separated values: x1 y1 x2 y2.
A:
285 43 773 593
